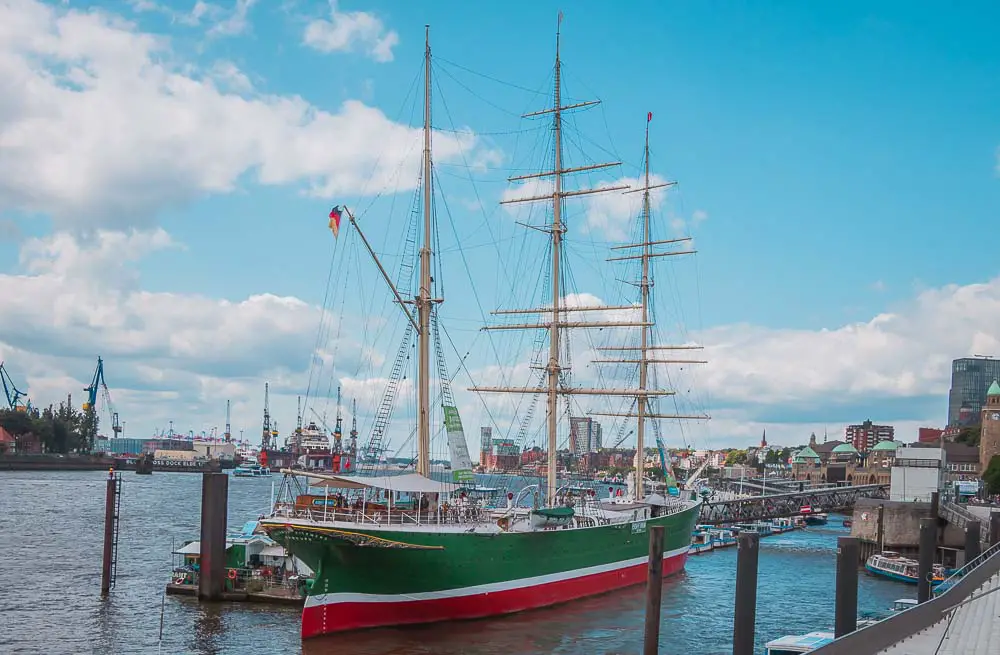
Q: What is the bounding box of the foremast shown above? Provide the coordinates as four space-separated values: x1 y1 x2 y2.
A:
342 27 438 477
416 25 435 477
591 117 709 491
471 14 663 506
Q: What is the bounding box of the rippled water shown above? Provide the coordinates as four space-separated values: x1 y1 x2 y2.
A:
1 471 907 654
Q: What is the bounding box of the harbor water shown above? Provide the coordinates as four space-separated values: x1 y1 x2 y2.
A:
2 471 908 654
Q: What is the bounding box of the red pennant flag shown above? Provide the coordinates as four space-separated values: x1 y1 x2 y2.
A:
328 206 343 238
647 111 653 122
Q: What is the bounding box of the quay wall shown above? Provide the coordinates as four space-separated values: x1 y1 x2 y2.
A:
0 453 119 471
850 498 965 564
0 454 228 472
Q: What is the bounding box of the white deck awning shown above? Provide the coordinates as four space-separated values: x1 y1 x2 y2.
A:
173 541 202 555
285 469 459 494
258 545 287 558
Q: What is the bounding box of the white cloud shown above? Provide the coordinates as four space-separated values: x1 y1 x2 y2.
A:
206 0 256 36
0 0 483 228
303 1 399 63
701 277 1000 408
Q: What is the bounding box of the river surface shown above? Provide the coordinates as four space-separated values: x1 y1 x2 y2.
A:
1 471 908 654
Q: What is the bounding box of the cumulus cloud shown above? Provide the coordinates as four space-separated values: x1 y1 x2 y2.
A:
303 1 399 63
701 277 1000 411
0 0 483 228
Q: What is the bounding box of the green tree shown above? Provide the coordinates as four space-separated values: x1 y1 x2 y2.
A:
984 455 1000 496
725 449 748 466
955 424 982 448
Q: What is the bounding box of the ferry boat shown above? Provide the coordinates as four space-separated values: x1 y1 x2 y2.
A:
710 527 738 549
890 598 917 612
865 551 945 585
689 529 714 554
771 517 795 533
233 463 271 477
765 631 835 655
258 19 707 639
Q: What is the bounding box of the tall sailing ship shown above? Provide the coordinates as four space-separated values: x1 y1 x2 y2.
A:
260 18 707 639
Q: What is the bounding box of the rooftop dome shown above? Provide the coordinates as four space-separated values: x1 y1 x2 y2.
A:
831 443 859 454
793 445 820 461
989 380 1000 396
872 440 899 452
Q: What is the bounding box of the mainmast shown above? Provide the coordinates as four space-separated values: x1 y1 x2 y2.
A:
472 14 656 507
416 25 434 477
592 116 709 496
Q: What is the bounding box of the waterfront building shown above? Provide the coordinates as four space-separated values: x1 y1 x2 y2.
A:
979 380 1000 471
918 427 944 443
889 447 944 502
0 426 16 454
192 440 236 460
479 426 492 466
948 356 1000 426
95 437 151 455
845 420 894 454
483 437 519 472
569 416 602 455
792 441 893 486
144 438 193 452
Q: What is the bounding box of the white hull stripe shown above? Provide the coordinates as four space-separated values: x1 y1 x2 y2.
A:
305 544 689 607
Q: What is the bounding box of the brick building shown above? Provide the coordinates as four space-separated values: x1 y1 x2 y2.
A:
845 420 894 454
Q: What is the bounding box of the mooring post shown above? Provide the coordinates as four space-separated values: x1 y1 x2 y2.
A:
100 472 117 596
929 491 939 521
732 532 759 655
964 520 981 567
990 512 1000 548
834 536 859 637
643 525 665 655
198 472 229 601
917 518 935 603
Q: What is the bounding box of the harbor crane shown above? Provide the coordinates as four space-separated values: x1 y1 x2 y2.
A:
83 357 122 437
0 361 30 412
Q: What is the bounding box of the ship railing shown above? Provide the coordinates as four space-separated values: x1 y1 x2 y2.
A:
269 501 493 526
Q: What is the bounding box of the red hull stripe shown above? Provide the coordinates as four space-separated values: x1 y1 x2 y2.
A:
301 547 688 638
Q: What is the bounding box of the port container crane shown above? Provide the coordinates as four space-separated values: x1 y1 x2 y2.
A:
83 357 122 437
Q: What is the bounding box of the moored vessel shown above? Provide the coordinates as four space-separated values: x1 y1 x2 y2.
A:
260 16 707 638
865 551 945 585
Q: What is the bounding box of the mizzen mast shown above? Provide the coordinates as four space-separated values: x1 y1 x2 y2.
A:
471 13 661 507
590 115 709 493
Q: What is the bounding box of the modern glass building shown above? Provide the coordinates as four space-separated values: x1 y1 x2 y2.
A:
948 357 1000 426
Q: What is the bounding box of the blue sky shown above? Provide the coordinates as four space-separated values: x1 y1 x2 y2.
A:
0 0 998 453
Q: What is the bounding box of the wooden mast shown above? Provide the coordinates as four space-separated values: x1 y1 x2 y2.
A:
416 25 434 477
471 14 658 507
546 14 565 513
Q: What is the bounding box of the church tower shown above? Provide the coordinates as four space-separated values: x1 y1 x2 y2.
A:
979 380 1000 472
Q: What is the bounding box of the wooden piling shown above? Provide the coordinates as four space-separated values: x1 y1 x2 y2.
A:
834 536 859 638
732 532 759 655
917 518 935 603
198 472 229 601
100 473 117 596
643 525 665 655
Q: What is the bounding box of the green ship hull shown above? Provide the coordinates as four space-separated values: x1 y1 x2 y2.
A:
261 500 699 638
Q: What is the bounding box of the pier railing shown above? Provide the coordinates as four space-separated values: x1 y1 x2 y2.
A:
809 542 1000 654
699 484 888 525
939 499 992 553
